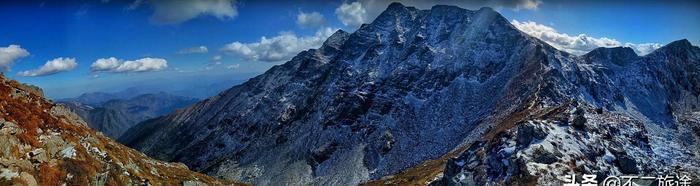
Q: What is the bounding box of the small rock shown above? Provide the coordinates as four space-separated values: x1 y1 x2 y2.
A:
595 107 603 114
183 180 208 186
28 149 47 164
18 172 38 186
617 155 639 174
0 169 19 180
380 131 395 155
532 146 557 164
516 122 547 147
311 142 338 164
571 108 587 129
60 146 76 159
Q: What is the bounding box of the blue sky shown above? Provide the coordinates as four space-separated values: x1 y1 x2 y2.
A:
0 0 698 99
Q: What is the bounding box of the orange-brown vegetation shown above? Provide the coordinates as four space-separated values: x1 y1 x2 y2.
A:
361 144 471 186
0 74 245 185
39 163 62 186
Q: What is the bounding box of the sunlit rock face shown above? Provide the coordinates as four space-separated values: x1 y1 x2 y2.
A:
121 3 700 185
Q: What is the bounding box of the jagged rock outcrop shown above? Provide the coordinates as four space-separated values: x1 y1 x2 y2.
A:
435 32 700 186
59 93 198 139
122 3 700 186
0 74 241 185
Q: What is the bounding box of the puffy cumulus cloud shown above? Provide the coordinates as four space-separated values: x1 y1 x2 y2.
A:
147 0 237 25
335 2 367 27
114 58 168 72
17 57 77 77
0 45 30 71
178 46 208 54
297 11 326 28
91 57 121 71
511 20 662 55
91 57 168 73
221 27 337 62
335 0 541 28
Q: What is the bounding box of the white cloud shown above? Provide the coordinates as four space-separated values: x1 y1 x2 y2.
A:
147 0 238 25
0 45 30 71
91 57 168 73
17 57 77 77
511 20 662 55
297 11 326 28
221 27 337 62
227 63 240 69
91 57 121 71
127 0 144 10
205 55 224 70
178 46 208 54
335 0 541 28
211 55 223 63
624 43 663 56
335 2 366 27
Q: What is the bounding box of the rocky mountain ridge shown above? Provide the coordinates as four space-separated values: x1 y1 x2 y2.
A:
122 3 700 185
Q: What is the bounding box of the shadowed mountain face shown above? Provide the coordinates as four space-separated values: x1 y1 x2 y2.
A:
0 75 240 185
58 92 198 139
121 3 700 185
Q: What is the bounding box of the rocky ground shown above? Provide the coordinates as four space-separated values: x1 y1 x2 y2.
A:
437 102 700 186
0 74 243 185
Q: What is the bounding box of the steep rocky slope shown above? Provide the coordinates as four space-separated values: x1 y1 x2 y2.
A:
122 3 700 185
430 39 700 186
0 74 239 185
59 93 197 139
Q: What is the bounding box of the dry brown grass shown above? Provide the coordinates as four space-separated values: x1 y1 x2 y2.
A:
361 144 470 186
39 163 62 186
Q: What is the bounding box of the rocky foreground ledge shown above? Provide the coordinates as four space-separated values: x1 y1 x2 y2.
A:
0 74 244 185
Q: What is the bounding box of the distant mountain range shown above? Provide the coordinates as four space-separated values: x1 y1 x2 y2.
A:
58 92 198 139
120 3 700 186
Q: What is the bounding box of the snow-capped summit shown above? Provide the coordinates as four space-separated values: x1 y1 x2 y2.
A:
120 3 700 185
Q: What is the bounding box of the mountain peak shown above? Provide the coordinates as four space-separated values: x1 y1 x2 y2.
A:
664 39 693 49
649 39 698 57
382 2 411 15
321 29 349 50
372 2 418 24
387 2 406 10
582 46 638 65
584 46 637 58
